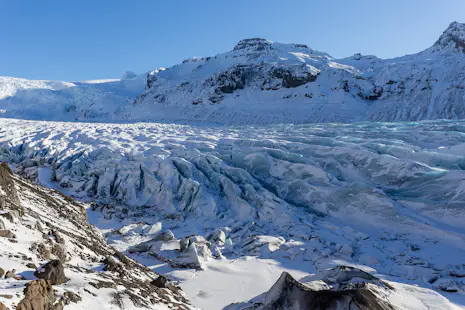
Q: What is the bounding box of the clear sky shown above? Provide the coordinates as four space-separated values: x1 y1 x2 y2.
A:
1 0 464 81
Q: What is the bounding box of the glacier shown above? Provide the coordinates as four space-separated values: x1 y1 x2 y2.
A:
1 118 465 309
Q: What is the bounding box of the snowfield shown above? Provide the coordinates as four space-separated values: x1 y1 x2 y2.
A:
1 118 465 309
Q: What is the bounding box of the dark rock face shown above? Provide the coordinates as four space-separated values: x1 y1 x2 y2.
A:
146 71 158 89
233 38 271 51
227 267 396 310
216 66 247 94
34 260 67 285
270 66 318 88
262 272 393 310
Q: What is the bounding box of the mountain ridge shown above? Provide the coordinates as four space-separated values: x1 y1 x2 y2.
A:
0 21 464 124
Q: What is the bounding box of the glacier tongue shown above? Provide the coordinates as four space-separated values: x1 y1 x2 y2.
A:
1 118 465 308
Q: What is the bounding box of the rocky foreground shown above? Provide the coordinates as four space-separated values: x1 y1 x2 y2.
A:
0 163 195 309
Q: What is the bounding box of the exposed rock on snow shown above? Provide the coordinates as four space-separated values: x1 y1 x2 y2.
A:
434 21 465 53
225 267 454 310
34 260 67 285
0 163 196 309
16 279 56 310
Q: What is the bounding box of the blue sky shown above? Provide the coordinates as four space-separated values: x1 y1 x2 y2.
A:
1 0 464 81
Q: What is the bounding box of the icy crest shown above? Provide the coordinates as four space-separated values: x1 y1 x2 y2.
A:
433 21 465 52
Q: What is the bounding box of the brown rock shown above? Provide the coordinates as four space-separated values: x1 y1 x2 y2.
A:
5 269 16 279
0 229 15 239
16 279 55 310
0 301 6 310
0 162 24 216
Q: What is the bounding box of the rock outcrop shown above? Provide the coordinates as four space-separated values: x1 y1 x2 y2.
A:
0 163 195 310
34 260 66 285
225 267 403 309
16 279 56 310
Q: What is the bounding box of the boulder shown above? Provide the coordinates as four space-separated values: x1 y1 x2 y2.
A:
151 275 168 288
16 279 56 310
26 263 38 270
4 269 16 279
0 301 5 310
0 229 15 239
34 260 66 285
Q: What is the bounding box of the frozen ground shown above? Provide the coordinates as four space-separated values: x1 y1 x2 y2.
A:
1 118 465 309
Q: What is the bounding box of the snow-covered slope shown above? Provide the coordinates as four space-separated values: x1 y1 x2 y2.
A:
1 22 465 124
0 75 145 121
129 22 465 124
0 162 195 309
1 118 465 309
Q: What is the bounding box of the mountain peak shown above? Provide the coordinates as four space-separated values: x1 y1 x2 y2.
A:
434 21 465 52
233 38 273 51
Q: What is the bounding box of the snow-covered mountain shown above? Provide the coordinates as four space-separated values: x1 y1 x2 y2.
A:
0 75 145 121
131 21 465 124
1 22 465 124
